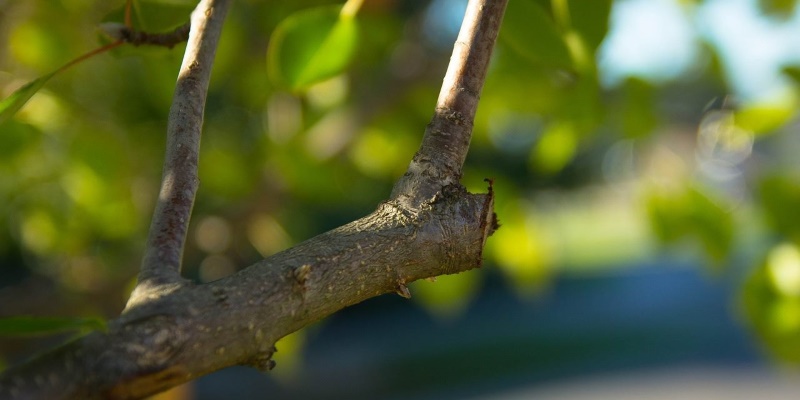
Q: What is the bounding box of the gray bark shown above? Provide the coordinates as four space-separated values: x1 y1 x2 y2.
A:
0 0 507 398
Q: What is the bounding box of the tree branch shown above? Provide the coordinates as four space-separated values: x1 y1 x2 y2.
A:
0 0 507 398
391 0 508 208
132 0 230 303
0 191 495 399
100 21 192 49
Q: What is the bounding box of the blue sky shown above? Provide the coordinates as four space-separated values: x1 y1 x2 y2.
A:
599 0 800 102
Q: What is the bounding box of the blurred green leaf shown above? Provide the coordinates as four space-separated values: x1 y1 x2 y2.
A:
758 0 798 17
0 121 41 158
0 316 106 337
647 191 689 244
267 5 359 92
760 175 800 242
619 78 658 138
735 103 795 135
0 72 56 126
530 121 578 174
567 0 612 52
102 0 194 33
500 0 573 68
783 65 800 85
646 187 733 263
686 188 733 263
412 273 481 318
741 243 800 363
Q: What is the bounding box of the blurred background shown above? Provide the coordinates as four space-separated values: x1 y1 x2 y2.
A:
3 0 800 398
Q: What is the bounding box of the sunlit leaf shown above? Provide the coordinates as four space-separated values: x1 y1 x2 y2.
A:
735 103 796 135
741 244 800 363
412 273 481 318
0 72 56 126
267 5 359 91
765 243 800 298
530 121 577 173
349 127 414 178
0 316 106 337
271 329 306 379
499 0 573 69
489 219 551 292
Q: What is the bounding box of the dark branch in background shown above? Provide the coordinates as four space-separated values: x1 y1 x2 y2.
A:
131 0 229 302
100 21 192 49
391 0 508 207
0 0 506 399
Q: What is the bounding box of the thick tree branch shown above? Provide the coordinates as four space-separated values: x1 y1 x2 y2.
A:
0 0 507 399
0 190 495 399
391 0 508 207
133 0 230 301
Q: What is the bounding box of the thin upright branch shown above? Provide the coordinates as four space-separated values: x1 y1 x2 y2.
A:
391 0 508 207
132 0 231 303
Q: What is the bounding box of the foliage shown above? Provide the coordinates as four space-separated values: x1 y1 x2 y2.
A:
2 0 800 377
0 316 105 337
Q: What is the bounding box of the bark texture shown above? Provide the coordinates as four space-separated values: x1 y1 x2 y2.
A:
135 0 230 296
0 0 508 398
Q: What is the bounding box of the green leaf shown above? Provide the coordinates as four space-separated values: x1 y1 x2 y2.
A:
758 0 798 18
740 243 800 363
646 186 733 264
782 65 800 84
0 316 106 337
619 78 658 138
267 5 359 92
102 0 194 33
567 0 612 52
0 72 56 126
735 103 795 135
500 0 573 69
685 188 733 263
760 175 800 241
0 120 41 158
646 191 689 244
412 273 481 318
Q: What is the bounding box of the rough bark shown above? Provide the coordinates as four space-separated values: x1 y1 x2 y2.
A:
0 0 508 398
134 0 229 298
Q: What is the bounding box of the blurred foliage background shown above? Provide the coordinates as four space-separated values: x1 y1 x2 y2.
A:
3 0 800 397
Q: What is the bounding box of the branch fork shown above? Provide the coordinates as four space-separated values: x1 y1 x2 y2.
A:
0 0 507 398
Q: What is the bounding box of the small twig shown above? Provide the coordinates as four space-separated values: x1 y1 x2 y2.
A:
53 40 124 75
100 22 192 49
391 0 508 206
130 0 231 306
124 0 133 28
